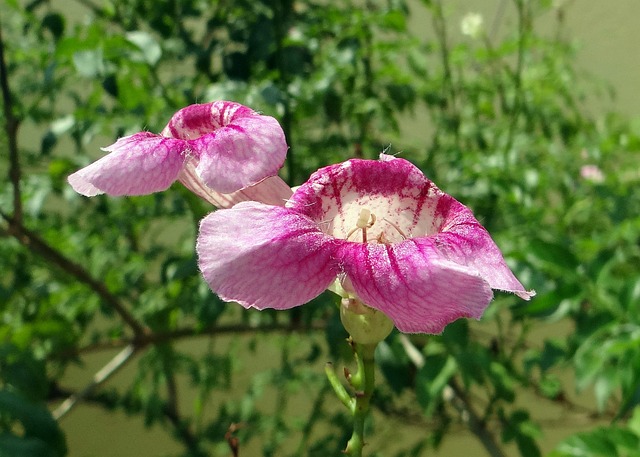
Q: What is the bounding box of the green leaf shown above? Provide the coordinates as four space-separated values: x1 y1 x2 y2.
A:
0 344 48 401
0 433 57 457
0 391 67 457
72 49 105 77
126 31 162 65
415 355 457 416
42 13 65 40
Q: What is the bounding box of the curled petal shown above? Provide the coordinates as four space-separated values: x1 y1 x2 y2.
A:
194 115 287 193
432 196 535 300
179 161 292 208
197 202 339 310
162 101 288 194
67 132 186 196
339 239 494 334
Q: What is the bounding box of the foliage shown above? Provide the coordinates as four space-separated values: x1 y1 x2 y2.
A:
1 0 639 456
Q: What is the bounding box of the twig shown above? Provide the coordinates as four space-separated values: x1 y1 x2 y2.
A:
447 379 507 457
160 345 203 455
63 321 328 356
502 0 528 164
398 335 507 457
1 212 149 337
0 24 22 222
272 0 295 184
53 345 137 420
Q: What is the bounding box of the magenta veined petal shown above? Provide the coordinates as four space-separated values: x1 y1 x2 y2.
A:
67 132 186 196
427 186 535 300
338 239 494 334
163 101 288 194
196 155 534 335
289 155 534 300
69 101 289 201
193 114 288 193
196 202 339 310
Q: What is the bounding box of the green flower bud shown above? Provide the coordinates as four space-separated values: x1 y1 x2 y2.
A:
340 298 394 344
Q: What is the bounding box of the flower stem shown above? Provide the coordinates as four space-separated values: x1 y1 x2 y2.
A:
344 342 377 457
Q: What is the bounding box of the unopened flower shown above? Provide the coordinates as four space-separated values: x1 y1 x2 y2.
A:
197 155 534 334
461 12 484 39
68 101 291 207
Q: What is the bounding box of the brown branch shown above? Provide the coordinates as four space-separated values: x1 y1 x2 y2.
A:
398 335 508 457
0 23 22 221
51 374 204 455
447 379 508 457
62 321 328 356
2 211 149 337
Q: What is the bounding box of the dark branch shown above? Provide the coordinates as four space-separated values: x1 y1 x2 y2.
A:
1 211 149 337
0 23 22 221
62 321 328 356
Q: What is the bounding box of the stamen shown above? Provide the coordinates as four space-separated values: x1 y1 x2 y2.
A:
356 208 371 229
382 218 408 240
346 208 376 243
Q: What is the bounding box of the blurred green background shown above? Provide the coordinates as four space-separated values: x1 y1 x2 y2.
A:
2 1 640 456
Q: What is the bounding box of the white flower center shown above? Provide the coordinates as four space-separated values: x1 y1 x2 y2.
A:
324 193 442 244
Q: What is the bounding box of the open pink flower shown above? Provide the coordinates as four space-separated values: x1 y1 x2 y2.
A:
197 155 534 334
68 101 291 207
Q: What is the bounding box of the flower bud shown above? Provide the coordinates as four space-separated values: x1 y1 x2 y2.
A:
340 298 394 344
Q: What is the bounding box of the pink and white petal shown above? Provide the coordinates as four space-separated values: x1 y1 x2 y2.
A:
179 160 292 209
161 101 255 139
434 229 535 300
68 132 187 196
193 113 288 194
228 175 293 207
339 239 494 334
431 196 535 299
197 202 338 310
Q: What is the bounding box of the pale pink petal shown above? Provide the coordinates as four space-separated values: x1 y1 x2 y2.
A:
67 132 186 196
431 196 535 300
178 161 292 208
196 202 338 310
338 239 494 334
194 114 287 193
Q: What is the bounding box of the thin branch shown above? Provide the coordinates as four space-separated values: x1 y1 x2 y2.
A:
398 335 507 457
159 344 203 455
272 0 295 184
63 321 329 356
502 0 528 164
53 344 137 420
50 379 204 455
0 23 22 221
1 212 149 337
447 379 508 457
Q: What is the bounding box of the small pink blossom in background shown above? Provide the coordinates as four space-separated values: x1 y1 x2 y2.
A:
197 154 534 334
580 164 605 183
68 101 291 207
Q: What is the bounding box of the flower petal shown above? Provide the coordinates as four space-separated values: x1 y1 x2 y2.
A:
339 238 494 334
432 196 535 300
67 132 186 196
194 114 288 193
162 101 288 194
197 202 338 310
178 161 292 208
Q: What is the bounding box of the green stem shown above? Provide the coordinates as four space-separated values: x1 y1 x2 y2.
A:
325 362 353 409
344 343 377 457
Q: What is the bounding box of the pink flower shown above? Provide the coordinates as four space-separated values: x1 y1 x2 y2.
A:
68 101 291 207
580 164 605 184
197 155 534 334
